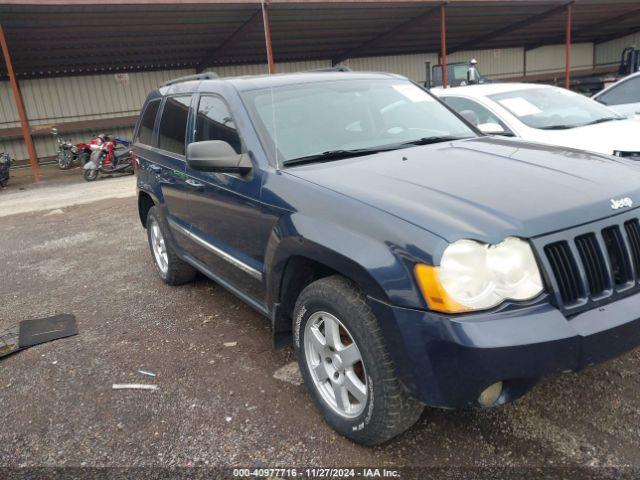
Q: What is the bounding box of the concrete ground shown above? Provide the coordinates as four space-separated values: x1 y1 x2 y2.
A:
1 173 640 477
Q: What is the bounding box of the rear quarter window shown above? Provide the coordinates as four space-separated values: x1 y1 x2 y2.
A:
136 99 160 145
158 96 192 156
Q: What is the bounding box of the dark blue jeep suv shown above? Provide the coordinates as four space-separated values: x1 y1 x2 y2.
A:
134 71 640 445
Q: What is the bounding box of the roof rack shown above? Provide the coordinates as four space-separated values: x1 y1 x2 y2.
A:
306 66 352 73
161 72 219 87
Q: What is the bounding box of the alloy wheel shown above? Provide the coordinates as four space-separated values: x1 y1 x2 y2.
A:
304 311 368 418
149 218 169 275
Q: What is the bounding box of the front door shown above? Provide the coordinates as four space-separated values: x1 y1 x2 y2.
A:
182 94 271 305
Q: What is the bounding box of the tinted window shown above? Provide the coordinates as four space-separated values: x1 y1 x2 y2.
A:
158 96 191 155
137 100 160 145
194 96 242 153
598 78 640 106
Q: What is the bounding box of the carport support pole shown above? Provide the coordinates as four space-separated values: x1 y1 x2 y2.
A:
0 24 40 182
440 4 448 88
564 3 572 89
261 1 275 74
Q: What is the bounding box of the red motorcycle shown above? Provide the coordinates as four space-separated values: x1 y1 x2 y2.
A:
83 136 133 181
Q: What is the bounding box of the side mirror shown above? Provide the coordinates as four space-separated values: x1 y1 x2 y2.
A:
186 140 251 174
478 122 507 135
51 128 58 135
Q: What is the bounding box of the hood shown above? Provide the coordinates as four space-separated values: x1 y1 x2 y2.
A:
286 137 640 244
529 118 640 155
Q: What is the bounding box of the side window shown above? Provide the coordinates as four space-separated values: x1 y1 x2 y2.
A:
158 96 192 155
598 78 640 106
194 96 242 154
443 96 511 133
136 100 160 145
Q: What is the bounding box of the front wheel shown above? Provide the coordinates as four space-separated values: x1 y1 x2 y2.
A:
294 276 423 445
83 169 98 182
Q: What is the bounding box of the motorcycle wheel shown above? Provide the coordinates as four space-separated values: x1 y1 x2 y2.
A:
83 169 99 182
57 151 74 170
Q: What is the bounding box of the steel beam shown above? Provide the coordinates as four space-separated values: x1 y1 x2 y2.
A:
331 4 441 66
197 9 262 72
440 3 447 88
564 2 571 89
449 2 572 56
261 1 275 74
527 6 640 50
0 24 39 181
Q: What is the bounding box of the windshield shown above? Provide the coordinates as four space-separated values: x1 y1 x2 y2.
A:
489 87 622 130
241 78 477 165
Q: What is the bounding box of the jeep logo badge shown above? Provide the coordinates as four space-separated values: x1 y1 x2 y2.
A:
611 197 633 210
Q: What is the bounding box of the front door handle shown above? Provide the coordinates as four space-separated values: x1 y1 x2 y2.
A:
185 178 205 190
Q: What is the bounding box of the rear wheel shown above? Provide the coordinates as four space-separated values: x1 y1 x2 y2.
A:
293 275 423 445
146 206 196 285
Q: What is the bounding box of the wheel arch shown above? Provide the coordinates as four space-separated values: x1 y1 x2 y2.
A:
266 236 401 349
137 190 158 228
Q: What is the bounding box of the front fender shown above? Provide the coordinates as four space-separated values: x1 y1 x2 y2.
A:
83 160 97 170
264 213 428 310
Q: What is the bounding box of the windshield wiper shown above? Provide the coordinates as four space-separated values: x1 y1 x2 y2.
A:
581 117 623 126
538 124 575 130
399 135 470 146
283 148 389 167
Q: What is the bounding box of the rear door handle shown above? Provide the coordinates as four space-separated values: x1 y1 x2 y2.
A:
186 178 205 190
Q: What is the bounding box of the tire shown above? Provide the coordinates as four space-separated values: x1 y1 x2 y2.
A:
146 206 197 286
293 275 423 445
83 169 98 182
57 151 73 170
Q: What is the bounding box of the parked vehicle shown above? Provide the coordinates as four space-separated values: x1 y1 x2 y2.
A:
0 152 11 187
434 82 640 157
83 135 133 181
593 72 640 119
52 128 81 169
135 71 640 445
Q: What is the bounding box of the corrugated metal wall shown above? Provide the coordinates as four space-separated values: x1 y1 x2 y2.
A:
526 43 594 76
595 32 640 68
2 38 634 162
1 69 194 161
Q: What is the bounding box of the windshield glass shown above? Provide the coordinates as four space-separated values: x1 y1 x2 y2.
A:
241 78 477 165
489 87 621 130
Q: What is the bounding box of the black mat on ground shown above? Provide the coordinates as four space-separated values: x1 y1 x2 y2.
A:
18 313 77 348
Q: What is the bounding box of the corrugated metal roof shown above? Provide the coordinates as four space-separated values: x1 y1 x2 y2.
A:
1 0 639 79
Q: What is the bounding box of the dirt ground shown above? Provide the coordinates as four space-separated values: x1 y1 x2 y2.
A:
1 172 640 478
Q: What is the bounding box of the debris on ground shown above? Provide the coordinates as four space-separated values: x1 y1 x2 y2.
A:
0 314 78 359
112 384 158 391
137 369 156 377
273 361 303 386
223 341 237 347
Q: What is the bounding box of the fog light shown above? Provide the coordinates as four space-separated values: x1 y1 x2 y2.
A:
478 381 503 407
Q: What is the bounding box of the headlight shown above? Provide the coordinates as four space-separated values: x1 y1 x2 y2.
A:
415 237 544 313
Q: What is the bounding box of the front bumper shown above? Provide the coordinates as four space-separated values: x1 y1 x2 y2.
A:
368 291 640 409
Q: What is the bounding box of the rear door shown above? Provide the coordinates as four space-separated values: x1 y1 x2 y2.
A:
149 95 193 251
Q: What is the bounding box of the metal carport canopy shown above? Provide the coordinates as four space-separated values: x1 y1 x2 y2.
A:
1 0 639 79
